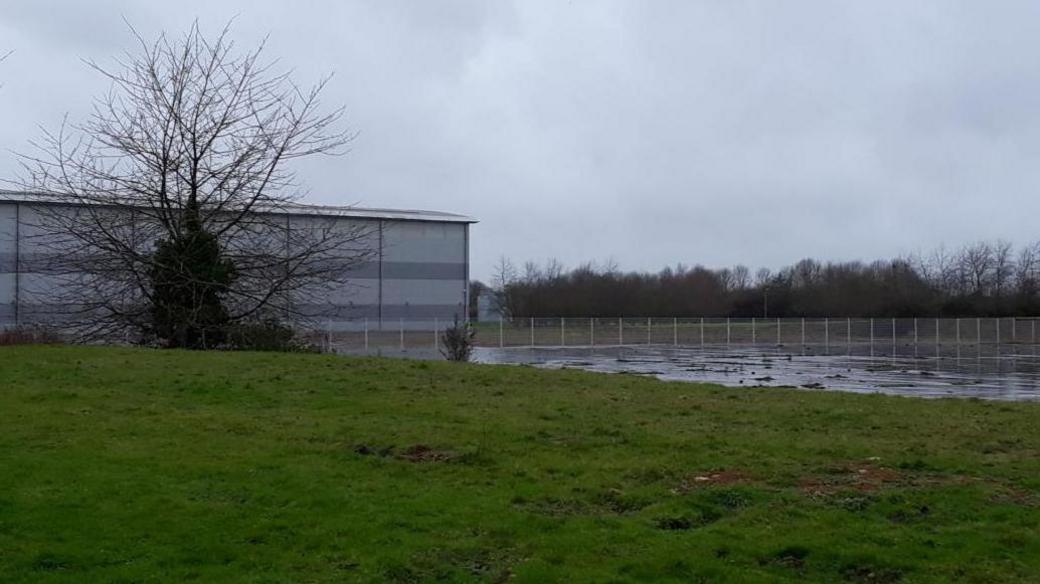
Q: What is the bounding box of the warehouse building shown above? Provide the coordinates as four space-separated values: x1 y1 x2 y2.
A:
0 190 476 331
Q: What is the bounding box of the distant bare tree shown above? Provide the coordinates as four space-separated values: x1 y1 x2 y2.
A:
991 240 1016 298
754 267 772 287
490 256 520 320
522 260 542 283
923 245 959 294
1016 241 1040 297
791 258 821 288
958 242 995 296
599 257 620 275
543 257 565 281
716 267 733 291
731 265 751 290
16 22 375 346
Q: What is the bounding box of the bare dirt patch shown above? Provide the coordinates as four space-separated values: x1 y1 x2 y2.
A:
673 470 752 494
397 444 458 463
800 463 907 496
353 443 459 463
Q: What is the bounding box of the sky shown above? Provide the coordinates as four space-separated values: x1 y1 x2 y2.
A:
2 1 1039 281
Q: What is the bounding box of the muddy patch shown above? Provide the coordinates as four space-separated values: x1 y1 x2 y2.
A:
800 463 907 496
841 564 905 583
353 443 459 463
398 444 458 463
672 469 751 494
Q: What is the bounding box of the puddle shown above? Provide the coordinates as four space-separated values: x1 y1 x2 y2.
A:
473 344 1040 401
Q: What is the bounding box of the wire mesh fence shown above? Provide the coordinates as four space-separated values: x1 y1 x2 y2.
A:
309 316 1040 355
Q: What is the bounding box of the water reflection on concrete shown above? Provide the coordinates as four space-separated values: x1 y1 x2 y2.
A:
473 343 1040 401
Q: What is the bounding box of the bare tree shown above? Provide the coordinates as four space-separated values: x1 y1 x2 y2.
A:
1016 241 1040 297
521 260 543 283
754 267 772 287
16 22 375 346
958 242 995 296
731 264 751 290
490 256 519 320
991 240 1016 298
543 257 565 281
923 245 960 294
716 267 733 291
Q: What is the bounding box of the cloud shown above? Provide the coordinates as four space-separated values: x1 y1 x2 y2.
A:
2 1 1039 280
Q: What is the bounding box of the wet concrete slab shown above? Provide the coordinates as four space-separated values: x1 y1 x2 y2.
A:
473 344 1040 401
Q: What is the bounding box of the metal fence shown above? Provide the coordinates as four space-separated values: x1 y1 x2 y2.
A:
312 316 1040 355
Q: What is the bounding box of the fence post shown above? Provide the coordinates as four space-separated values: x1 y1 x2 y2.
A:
891 317 896 348
801 318 806 346
935 318 940 347
619 317 624 346
824 317 828 349
673 317 678 346
530 317 535 347
700 317 705 347
364 317 369 352
561 317 566 347
1012 317 1017 343
913 318 918 344
591 318 595 346
778 317 782 345
726 318 731 346
399 317 404 351
870 318 874 347
956 318 960 345
996 318 1001 345
847 317 851 345
647 317 652 345
976 318 981 345
499 316 504 348
1032 320 1036 344
752 317 757 344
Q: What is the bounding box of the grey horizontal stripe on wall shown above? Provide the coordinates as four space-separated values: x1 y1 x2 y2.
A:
0 253 466 281
335 261 466 280
296 303 465 320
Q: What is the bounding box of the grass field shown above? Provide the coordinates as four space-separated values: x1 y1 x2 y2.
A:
1 346 1039 582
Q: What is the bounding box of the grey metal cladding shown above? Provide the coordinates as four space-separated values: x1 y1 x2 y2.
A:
341 260 466 280
297 303 466 319
379 261 466 280
4 253 466 281
0 200 473 330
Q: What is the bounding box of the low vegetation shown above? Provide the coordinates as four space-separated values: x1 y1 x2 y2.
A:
1 346 1039 582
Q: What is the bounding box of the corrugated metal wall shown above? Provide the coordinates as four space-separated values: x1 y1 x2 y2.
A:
0 201 470 331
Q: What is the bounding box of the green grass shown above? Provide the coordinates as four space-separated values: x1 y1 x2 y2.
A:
1 346 1039 582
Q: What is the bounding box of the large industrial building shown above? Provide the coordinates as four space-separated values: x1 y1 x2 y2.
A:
0 190 475 331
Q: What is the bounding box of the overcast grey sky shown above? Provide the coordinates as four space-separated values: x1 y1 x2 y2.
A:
2 1 1039 280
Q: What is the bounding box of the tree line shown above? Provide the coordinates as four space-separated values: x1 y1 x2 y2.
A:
483 240 1040 319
